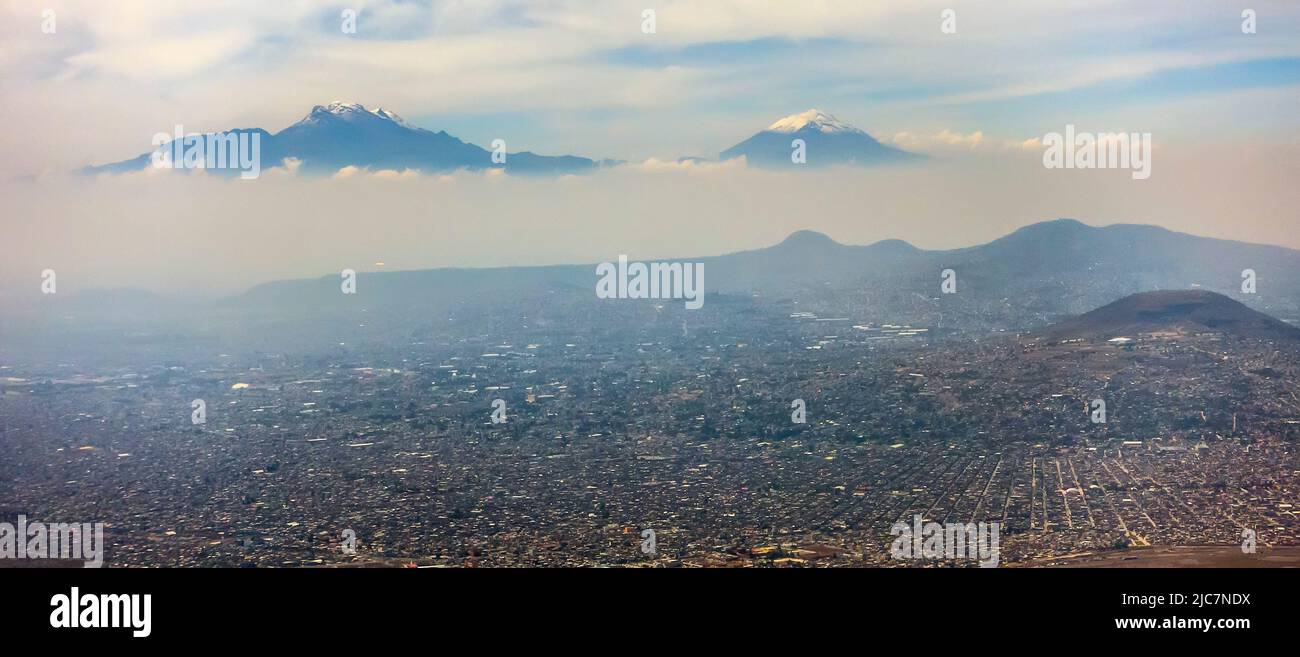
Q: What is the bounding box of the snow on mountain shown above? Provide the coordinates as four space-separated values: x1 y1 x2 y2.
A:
720 109 919 168
84 102 597 176
765 109 862 134
309 101 416 129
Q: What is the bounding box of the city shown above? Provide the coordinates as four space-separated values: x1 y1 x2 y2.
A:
3 288 1295 567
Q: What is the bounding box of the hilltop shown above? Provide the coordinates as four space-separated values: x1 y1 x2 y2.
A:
1041 290 1300 342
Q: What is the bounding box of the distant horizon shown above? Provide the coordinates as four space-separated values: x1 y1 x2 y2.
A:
5 3 1299 176
83 102 914 173
5 216 1299 303
4 3 1300 588
5 2 1298 297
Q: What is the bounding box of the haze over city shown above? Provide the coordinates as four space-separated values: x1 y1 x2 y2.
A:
2 0 1298 587
1 1 1298 299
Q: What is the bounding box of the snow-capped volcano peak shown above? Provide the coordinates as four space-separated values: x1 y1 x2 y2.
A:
87 101 600 176
766 109 861 134
720 108 917 167
325 100 367 113
308 101 413 128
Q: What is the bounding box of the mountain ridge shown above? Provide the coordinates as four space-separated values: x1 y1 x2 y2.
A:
86 105 928 175
15 220 1300 341
217 219 1300 328
1040 290 1300 342
85 102 599 176
720 108 919 168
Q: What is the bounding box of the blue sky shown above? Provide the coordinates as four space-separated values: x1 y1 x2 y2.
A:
1 1 1298 294
3 0 1298 171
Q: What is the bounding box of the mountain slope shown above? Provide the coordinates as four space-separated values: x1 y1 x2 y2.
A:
222 220 1300 334
720 109 919 168
15 220 1299 343
85 102 598 176
1041 290 1300 342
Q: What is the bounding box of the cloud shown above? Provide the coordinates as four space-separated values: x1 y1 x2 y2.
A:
1005 138 1043 152
890 129 985 152
372 168 421 180
3 1 1298 177
64 28 257 79
625 156 747 173
4 139 1297 304
332 165 509 181
266 157 302 176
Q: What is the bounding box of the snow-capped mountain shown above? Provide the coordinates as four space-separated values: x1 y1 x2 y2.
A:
763 108 862 134
297 101 417 129
86 102 598 176
720 109 918 168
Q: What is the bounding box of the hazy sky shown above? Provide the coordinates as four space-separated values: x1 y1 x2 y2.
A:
1 0 1297 297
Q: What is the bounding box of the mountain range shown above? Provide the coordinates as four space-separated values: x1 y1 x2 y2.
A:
223 219 1299 333
84 104 916 175
9 219 1299 361
28 218 1297 324
87 101 602 176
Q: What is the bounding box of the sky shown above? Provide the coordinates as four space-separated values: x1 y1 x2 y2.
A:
0 0 1297 297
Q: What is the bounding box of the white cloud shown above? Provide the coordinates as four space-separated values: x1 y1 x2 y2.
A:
625 156 747 173
5 139 1297 302
1005 138 1042 152
64 28 257 79
1 1 1297 176
890 129 985 152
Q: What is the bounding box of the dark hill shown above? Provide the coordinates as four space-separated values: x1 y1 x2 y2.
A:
1041 290 1300 342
